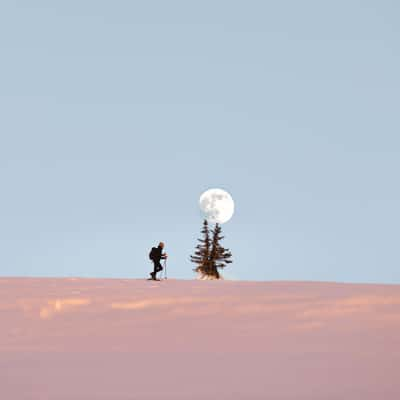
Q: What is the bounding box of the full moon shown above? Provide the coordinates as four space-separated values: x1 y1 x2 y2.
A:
199 188 235 224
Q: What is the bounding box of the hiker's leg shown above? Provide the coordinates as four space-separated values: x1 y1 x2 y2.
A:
150 261 157 279
156 261 163 273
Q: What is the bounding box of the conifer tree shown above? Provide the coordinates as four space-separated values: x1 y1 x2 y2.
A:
208 223 233 279
191 220 233 279
190 219 211 276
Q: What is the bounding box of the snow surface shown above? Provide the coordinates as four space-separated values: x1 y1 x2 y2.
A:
1 277 399 399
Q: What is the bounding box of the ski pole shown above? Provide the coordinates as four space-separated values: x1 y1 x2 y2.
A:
164 258 167 280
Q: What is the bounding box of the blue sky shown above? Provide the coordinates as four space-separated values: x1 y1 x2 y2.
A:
1 1 399 283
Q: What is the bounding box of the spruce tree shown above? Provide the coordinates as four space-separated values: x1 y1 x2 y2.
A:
190 219 211 276
191 220 233 279
208 223 233 279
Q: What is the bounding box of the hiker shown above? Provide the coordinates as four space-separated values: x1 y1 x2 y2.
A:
149 242 168 280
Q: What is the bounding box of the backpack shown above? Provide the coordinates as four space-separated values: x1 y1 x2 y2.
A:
149 247 157 261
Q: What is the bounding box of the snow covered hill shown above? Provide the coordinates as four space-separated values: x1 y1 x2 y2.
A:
1 278 399 399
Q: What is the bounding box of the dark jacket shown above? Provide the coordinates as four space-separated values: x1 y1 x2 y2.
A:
152 246 166 263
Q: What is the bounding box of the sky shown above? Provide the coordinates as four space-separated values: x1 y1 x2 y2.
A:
1 1 399 283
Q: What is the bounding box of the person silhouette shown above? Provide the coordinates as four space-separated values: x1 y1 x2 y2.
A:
149 242 168 280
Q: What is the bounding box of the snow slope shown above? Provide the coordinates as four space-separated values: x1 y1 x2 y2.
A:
1 278 399 399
